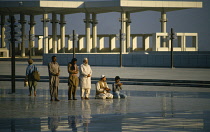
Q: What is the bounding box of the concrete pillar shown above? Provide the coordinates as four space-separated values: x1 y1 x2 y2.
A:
29 15 36 56
143 35 150 51
57 36 61 51
42 13 49 54
126 12 131 52
178 36 182 47
109 36 116 51
152 33 160 51
52 13 57 53
99 37 104 51
78 37 84 52
60 14 66 53
160 9 167 47
18 42 21 51
68 36 73 51
192 35 198 51
121 12 126 53
49 36 52 51
92 13 97 53
90 37 92 51
19 14 26 57
85 13 91 53
1 15 6 48
132 36 137 51
182 35 186 51
38 36 43 50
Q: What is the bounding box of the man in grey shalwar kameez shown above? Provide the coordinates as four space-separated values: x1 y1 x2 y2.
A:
48 56 60 101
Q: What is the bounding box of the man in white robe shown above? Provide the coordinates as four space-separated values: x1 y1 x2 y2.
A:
79 58 92 100
95 75 113 99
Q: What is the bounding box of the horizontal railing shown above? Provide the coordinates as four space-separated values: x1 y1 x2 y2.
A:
0 75 210 87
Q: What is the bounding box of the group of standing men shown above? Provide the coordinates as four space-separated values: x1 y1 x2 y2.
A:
26 55 127 101
48 56 92 101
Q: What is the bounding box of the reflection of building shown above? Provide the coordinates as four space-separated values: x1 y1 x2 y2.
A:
0 0 202 58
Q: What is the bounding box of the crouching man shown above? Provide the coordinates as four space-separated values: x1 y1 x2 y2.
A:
95 75 113 99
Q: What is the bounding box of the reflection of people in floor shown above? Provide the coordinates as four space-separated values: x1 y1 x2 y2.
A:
96 100 113 114
112 76 127 99
48 116 60 132
95 75 113 99
68 116 78 132
81 100 92 132
113 99 127 114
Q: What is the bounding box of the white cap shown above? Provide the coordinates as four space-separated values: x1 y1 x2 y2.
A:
101 75 106 78
83 58 88 61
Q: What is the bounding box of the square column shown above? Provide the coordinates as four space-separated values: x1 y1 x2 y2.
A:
67 36 73 51
57 36 61 52
48 36 52 52
109 36 116 51
143 35 150 51
38 36 43 50
78 37 84 52
152 33 160 51
192 35 198 51
132 36 137 51
98 37 104 51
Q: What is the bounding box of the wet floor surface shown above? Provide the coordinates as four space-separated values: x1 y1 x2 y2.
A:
1 82 210 132
0 61 210 131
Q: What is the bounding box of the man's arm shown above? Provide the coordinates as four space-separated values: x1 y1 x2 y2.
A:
89 66 92 77
80 65 88 76
68 63 77 74
96 82 104 93
48 63 57 76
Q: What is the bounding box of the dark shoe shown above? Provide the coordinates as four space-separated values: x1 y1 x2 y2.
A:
81 97 85 100
50 99 53 101
55 99 60 101
68 99 72 100
73 98 77 100
85 97 89 100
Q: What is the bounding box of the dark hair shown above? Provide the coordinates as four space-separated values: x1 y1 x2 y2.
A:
70 58 77 70
71 58 77 63
51 56 56 59
115 76 120 80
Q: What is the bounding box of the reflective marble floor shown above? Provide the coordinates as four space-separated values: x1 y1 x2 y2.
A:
0 81 210 132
